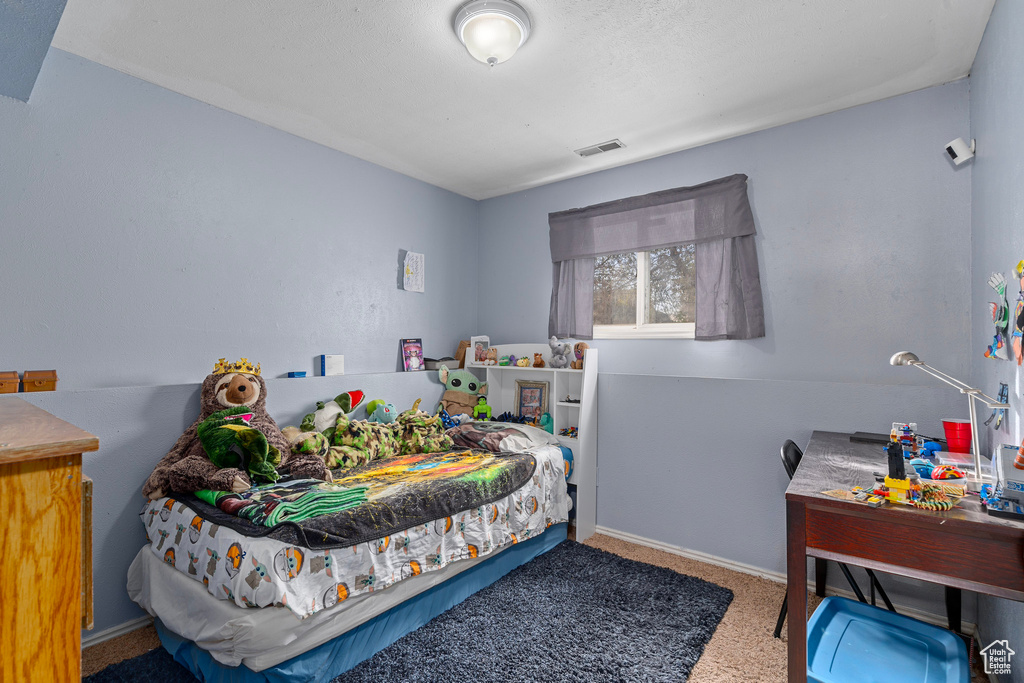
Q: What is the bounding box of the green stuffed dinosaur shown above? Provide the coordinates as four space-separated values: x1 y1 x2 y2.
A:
300 390 365 441
198 406 282 485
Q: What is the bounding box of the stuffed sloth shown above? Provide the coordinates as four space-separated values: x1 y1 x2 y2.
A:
143 360 329 499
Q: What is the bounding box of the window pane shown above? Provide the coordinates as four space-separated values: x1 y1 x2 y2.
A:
647 245 696 324
593 252 637 325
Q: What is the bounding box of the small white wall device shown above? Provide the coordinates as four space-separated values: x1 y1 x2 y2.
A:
944 137 976 165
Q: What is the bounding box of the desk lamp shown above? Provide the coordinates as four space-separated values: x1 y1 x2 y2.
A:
890 351 1009 488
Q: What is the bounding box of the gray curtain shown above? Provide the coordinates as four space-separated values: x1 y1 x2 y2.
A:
548 174 764 340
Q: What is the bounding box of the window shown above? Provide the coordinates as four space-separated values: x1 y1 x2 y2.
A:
593 244 696 339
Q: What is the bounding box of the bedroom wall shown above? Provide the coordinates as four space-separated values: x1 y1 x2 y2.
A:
969 0 1024 677
0 49 480 636
479 81 975 620
0 48 479 389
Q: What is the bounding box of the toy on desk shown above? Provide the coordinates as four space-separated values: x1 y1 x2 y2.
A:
981 483 1024 519
516 356 531 367
909 458 935 478
498 356 511 366
986 272 1012 360
559 426 578 439
984 382 1010 429
538 412 553 433
890 422 924 458
887 440 907 480
929 464 966 481
472 396 492 420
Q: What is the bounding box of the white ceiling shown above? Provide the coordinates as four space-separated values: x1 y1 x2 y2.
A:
52 0 994 200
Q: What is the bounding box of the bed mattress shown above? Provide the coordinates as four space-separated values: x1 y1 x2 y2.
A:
138 444 570 620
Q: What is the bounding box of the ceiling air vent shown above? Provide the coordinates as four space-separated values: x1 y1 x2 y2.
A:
574 139 625 157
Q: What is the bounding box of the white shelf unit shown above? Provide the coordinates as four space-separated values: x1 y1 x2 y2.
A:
466 343 597 541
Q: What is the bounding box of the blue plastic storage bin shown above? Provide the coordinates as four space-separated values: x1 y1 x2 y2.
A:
806 596 968 683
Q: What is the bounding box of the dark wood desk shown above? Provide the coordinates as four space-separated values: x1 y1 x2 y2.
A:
786 431 1024 682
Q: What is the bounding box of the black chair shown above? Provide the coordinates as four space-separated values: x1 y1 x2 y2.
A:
773 439 896 639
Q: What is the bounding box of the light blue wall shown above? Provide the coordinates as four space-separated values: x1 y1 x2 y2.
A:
0 49 479 389
480 82 972 385
480 82 975 621
970 0 1024 677
0 49 478 635
0 0 66 102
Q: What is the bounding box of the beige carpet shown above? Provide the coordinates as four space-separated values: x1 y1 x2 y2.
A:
82 533 985 681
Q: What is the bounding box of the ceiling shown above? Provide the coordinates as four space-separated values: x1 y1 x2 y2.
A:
51 0 995 200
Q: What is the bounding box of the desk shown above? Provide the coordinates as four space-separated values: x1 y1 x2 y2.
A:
786 431 1024 682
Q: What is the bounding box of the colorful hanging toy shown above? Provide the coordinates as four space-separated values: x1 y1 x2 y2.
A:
986 271 1012 360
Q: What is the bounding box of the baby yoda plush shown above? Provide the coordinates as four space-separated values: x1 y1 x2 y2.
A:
437 364 487 417
548 336 571 369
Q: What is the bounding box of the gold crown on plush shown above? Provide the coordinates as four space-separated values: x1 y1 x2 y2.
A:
212 357 261 376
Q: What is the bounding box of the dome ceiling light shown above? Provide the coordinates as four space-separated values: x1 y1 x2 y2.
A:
453 0 532 66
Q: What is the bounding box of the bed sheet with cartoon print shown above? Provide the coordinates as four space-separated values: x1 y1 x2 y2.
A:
141 444 569 619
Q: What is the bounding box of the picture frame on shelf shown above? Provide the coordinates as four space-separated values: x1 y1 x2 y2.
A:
514 379 549 422
469 335 490 365
401 338 424 371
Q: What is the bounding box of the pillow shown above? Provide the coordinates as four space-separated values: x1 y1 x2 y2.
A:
447 421 559 453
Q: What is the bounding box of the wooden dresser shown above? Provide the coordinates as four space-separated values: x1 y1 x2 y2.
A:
0 397 98 682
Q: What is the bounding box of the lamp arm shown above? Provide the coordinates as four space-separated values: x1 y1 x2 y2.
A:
909 362 972 392
911 362 1004 405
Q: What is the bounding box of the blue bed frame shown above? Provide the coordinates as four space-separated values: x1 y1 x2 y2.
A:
157 522 568 683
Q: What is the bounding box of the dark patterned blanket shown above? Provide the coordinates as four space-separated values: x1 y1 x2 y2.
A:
178 449 536 550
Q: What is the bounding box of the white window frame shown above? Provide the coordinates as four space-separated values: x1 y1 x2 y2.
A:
593 251 696 340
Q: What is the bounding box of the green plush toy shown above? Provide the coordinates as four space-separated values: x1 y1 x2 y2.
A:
300 390 365 441
197 406 282 485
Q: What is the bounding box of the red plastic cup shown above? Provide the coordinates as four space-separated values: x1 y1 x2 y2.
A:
942 419 972 454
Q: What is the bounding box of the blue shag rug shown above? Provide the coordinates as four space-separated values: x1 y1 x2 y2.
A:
86 541 733 683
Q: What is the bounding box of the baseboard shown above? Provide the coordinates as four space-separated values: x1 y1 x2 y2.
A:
594 525 977 636
81 615 154 649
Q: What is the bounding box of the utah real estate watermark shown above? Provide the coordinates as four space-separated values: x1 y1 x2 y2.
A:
980 639 1015 676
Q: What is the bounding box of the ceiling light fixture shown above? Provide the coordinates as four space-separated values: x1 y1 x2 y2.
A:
453 0 531 66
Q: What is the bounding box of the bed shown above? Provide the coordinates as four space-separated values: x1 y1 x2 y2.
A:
127 422 572 682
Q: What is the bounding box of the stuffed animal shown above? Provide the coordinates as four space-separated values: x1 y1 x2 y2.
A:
516 356 531 367
437 364 487 417
396 399 454 455
143 358 329 499
327 399 453 470
571 342 589 370
197 406 281 485
367 401 397 424
300 390 365 439
484 348 498 365
548 337 571 369
532 353 545 368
